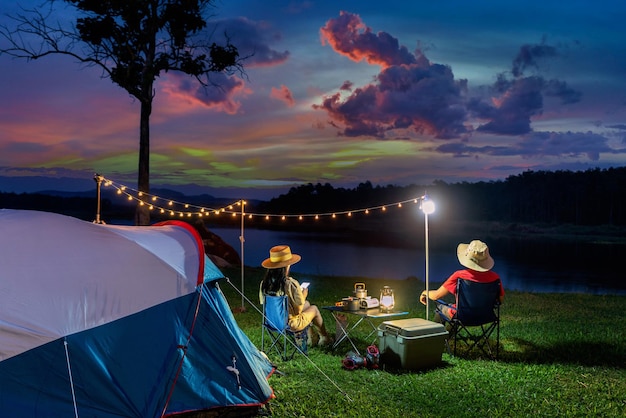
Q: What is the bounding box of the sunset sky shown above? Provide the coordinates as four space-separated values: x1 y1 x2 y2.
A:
1 0 625 199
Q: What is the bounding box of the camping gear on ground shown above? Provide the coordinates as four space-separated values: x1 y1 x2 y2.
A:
377 318 448 370
354 282 367 298
0 209 274 417
341 345 380 370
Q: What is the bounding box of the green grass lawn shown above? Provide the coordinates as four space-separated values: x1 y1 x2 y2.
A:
219 267 626 418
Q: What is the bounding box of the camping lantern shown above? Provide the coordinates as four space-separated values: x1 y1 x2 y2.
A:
379 286 395 312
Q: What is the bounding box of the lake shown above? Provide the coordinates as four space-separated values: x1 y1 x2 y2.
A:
210 226 626 296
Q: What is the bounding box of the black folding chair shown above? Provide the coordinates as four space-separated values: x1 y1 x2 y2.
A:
261 294 308 361
436 279 501 359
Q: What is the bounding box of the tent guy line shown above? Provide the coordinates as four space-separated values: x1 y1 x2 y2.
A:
223 276 354 403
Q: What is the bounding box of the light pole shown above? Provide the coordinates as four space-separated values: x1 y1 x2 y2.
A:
420 195 435 320
239 200 246 312
93 174 105 224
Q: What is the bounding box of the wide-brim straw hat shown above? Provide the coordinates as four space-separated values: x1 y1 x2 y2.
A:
261 245 301 269
457 240 495 272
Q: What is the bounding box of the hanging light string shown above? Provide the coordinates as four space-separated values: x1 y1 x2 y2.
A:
99 176 423 220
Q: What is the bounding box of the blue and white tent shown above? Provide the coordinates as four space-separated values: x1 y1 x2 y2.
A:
0 209 274 417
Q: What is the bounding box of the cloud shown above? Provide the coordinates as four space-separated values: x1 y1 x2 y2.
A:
162 72 249 114
270 85 295 107
213 17 290 68
436 131 621 161
319 11 416 68
471 41 582 135
472 76 545 135
316 16 594 163
315 12 468 139
608 124 626 130
544 79 582 104
517 131 618 160
339 80 353 91
512 42 558 77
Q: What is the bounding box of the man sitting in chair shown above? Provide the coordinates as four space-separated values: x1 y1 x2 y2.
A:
419 240 505 321
260 245 332 346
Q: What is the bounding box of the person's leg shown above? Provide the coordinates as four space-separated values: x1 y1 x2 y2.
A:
435 302 454 321
301 304 328 337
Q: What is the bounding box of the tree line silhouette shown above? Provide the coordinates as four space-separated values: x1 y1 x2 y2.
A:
2 166 626 227
257 167 626 227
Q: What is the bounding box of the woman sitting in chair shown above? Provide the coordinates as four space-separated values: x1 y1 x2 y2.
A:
260 245 331 346
419 239 505 321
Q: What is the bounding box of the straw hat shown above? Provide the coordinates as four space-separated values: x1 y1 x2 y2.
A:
261 245 301 269
457 240 494 272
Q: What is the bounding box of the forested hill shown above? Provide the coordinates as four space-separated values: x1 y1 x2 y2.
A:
2 167 626 228
256 167 626 227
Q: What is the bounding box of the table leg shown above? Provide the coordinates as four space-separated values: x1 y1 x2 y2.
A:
331 312 362 355
363 318 376 342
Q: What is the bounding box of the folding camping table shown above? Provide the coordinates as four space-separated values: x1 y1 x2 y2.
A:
323 305 408 355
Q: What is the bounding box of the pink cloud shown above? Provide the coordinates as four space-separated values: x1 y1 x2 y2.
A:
315 12 468 139
320 11 416 69
270 85 295 107
160 73 250 115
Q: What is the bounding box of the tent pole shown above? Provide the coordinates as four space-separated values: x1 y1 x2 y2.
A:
63 339 80 418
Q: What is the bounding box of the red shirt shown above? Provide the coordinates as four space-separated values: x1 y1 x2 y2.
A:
442 269 505 299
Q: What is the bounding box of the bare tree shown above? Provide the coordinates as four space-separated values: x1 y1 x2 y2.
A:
1 0 244 225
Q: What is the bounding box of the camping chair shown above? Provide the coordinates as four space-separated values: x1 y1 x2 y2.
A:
261 294 309 361
435 279 501 359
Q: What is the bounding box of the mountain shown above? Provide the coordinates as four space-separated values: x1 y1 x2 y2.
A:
0 175 285 201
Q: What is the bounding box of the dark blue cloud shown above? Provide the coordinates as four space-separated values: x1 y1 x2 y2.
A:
436 131 622 161
212 17 290 67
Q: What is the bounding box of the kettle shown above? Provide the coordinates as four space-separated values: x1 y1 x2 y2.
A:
354 282 367 299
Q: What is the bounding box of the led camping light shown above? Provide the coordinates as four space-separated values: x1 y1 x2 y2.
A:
379 286 395 312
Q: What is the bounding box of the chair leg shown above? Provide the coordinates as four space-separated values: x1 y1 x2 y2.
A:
495 320 500 359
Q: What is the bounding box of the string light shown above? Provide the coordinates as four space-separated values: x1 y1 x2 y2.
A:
98 176 428 222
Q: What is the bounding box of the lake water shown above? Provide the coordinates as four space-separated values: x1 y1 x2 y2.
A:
210 226 626 296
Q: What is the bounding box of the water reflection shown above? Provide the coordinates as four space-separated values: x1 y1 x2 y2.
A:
211 226 626 295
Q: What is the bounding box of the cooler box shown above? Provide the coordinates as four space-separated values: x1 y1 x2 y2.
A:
377 318 448 370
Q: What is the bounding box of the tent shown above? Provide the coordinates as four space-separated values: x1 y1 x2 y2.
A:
0 209 274 417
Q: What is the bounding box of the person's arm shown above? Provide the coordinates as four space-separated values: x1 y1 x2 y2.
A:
259 281 264 305
287 277 305 314
419 285 449 305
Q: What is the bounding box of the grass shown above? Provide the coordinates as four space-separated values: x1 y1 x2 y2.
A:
218 266 626 418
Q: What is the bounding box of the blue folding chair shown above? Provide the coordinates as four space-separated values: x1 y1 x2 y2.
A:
436 279 501 359
261 294 309 361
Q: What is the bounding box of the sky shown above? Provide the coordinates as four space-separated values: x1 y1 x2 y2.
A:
1 0 625 199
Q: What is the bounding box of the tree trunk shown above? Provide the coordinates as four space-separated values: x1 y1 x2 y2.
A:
135 98 152 226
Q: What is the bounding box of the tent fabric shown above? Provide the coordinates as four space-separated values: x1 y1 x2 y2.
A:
0 209 274 417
